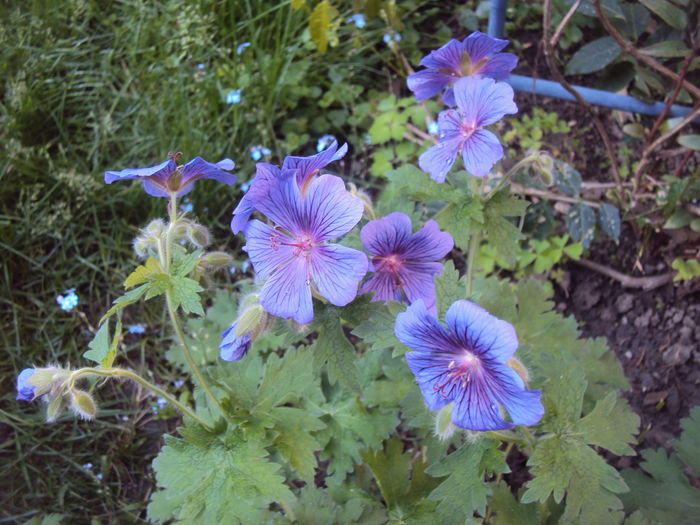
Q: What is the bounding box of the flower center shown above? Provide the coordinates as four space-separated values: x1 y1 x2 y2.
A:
433 352 481 398
459 52 488 76
269 230 315 257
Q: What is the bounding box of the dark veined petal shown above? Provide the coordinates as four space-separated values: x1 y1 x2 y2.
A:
16 368 36 401
394 299 459 355
436 109 464 140
360 212 413 257
104 159 176 184
142 179 171 198
453 76 517 128
405 351 453 411
406 69 454 101
259 255 313 324
310 244 368 307
444 300 518 363
442 87 457 107
418 135 463 183
477 52 518 81
219 323 251 361
462 31 509 63
302 174 364 242
282 140 348 187
461 129 503 178
399 261 444 314
360 270 403 303
248 170 305 236
231 163 280 234
402 220 454 261
244 220 296 281
497 366 544 427
419 39 464 72
180 157 236 186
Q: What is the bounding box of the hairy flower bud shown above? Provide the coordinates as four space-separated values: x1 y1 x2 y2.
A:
187 224 211 248
145 218 167 237
534 152 554 186
70 390 97 420
235 305 264 337
348 182 376 220
435 404 457 441
506 357 530 385
202 251 234 268
46 395 66 423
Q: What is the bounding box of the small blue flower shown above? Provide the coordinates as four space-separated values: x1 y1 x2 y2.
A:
83 463 93 470
240 181 251 192
16 368 36 401
428 121 439 135
250 146 271 161
180 198 194 213
127 324 146 335
241 260 250 273
56 289 78 311
226 89 242 104
364 134 372 145
383 33 401 44
96 473 103 481
347 14 366 28
236 42 251 55
228 266 237 275
316 134 337 153
173 379 185 388
196 63 205 70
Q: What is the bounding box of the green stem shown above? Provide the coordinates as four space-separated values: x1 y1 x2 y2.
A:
465 230 481 299
165 192 177 271
70 367 214 431
486 430 525 445
485 153 542 201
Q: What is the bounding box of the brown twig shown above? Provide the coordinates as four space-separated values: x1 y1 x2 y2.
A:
550 0 584 48
594 0 700 101
572 258 673 290
542 0 624 192
673 149 695 178
511 183 602 208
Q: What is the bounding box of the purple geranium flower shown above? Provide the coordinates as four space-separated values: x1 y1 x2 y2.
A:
419 76 517 182
16 368 36 401
220 322 252 361
395 299 543 431
407 31 517 106
231 163 287 234
360 212 453 313
244 172 367 324
105 154 236 197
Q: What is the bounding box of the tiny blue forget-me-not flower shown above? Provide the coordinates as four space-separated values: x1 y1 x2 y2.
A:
226 89 242 104
236 42 251 55
57 288 79 311
347 14 366 28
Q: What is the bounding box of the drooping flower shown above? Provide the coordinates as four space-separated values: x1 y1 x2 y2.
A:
360 213 453 313
250 146 271 161
236 42 251 55
407 31 517 106
347 14 366 28
56 288 79 311
219 322 252 362
105 154 236 197
16 368 36 401
395 299 543 431
244 172 367 324
226 89 242 104
419 76 517 182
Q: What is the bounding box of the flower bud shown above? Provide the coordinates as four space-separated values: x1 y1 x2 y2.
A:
348 182 376 220
172 221 190 238
534 152 554 186
70 389 97 420
506 357 530 385
235 305 264 337
187 224 211 248
46 394 66 422
202 251 234 268
133 235 150 258
435 403 457 441
145 218 167 237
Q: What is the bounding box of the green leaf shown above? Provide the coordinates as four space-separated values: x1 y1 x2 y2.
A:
664 208 694 229
614 2 651 41
309 0 332 53
124 256 162 288
598 203 621 242
565 37 621 75
170 276 204 316
83 321 113 367
361 438 411 509
385 164 468 204
677 134 700 151
101 283 150 322
434 260 463 319
171 249 202 277
574 392 639 455
148 428 292 523
269 406 324 483
427 440 508 524
312 306 360 393
640 40 690 58
568 0 625 19
489 482 540 525
352 304 406 353
434 200 483 250
566 203 596 248
638 0 687 29
483 191 528 266
671 406 700 475
553 160 582 196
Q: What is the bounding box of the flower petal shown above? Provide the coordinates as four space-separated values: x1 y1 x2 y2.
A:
302 174 364 241
248 170 305 235
231 163 280 234
311 244 368 306
462 31 508 63
399 262 443 314
453 76 517 127
419 39 464 72
244 219 296 281
402 220 454 261
444 300 518 363
497 367 544 426
461 129 503 178
360 212 413 257
360 270 403 302
104 159 175 184
407 69 454 101
219 323 251 361
394 299 458 355
260 255 313 324
405 351 452 411
180 157 236 187
282 140 348 187
451 368 514 431
418 135 463 183
477 52 518 81
16 368 36 401
142 179 171 198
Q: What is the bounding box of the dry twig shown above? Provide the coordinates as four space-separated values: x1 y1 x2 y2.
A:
573 258 673 290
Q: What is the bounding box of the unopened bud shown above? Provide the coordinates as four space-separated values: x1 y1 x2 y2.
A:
435 404 457 441
534 152 554 186
70 390 97 420
348 182 376 220
202 251 234 268
133 236 150 258
28 366 70 398
172 221 189 238
187 224 211 248
46 395 65 422
240 293 261 310
507 357 530 385
235 305 264 337
145 219 166 237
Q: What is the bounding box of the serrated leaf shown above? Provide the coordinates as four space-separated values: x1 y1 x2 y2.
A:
434 201 483 250
677 134 700 151
489 482 540 525
386 164 469 204
638 0 687 29
671 258 700 282
101 283 150 322
598 203 621 242
434 260 463 319
351 303 406 354
171 249 202 277
83 321 112 366
483 191 528 266
269 406 324 483
170 276 204 316
361 438 411 509
566 202 596 248
309 0 332 53
148 428 292 523
574 392 639 455
565 37 621 75
124 256 162 288
671 406 700 475
312 306 360 393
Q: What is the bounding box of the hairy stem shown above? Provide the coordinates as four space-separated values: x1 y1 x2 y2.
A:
465 230 481 299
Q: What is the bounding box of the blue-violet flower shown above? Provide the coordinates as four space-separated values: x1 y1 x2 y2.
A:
236 42 251 55
407 31 517 106
16 368 36 401
395 299 544 431
57 288 79 311
244 172 367 324
360 212 453 313
226 89 242 104
219 322 252 361
419 76 517 182
347 14 366 28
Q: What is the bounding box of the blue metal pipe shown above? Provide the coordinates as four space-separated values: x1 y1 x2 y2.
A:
487 0 698 122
